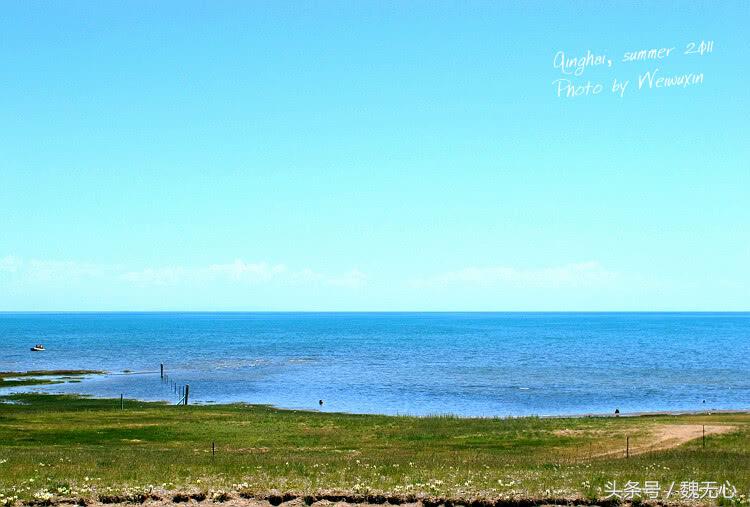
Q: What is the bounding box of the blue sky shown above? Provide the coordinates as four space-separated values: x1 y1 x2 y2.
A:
1 1 748 311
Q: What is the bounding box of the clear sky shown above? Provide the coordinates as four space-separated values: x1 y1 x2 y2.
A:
1 1 748 311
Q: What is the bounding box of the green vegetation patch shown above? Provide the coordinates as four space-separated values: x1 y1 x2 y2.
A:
0 393 748 505
0 370 103 388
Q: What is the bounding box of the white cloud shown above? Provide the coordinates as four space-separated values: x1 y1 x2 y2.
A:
119 266 188 286
2 254 367 290
326 269 367 288
207 260 288 281
118 259 364 288
0 255 614 293
0 256 114 282
26 260 113 282
410 261 617 289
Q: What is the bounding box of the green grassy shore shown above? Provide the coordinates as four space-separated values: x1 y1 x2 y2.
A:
1 380 749 506
0 371 103 389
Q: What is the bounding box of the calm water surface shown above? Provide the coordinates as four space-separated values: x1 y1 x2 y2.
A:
1 312 748 416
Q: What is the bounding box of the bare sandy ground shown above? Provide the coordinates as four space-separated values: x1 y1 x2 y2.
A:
593 424 736 458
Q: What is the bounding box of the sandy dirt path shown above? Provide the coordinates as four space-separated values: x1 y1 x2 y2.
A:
593 424 736 458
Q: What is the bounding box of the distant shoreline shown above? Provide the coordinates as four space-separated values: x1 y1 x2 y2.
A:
2 370 748 420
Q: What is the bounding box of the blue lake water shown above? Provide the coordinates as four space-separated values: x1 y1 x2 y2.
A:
1 312 748 417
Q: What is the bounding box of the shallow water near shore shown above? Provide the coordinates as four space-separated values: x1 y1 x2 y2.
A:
1 312 749 416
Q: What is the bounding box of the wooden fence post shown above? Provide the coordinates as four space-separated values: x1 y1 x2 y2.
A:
626 436 629 458
185 384 190 405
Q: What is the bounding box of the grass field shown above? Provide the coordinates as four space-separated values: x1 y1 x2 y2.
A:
0 389 748 506
0 371 102 389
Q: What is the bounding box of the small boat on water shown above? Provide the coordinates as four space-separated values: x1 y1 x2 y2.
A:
30 344 45 352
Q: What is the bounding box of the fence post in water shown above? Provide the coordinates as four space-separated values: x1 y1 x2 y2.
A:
160 363 164 379
185 384 190 405
626 436 629 458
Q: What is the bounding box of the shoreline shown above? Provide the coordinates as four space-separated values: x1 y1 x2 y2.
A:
2 370 748 420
